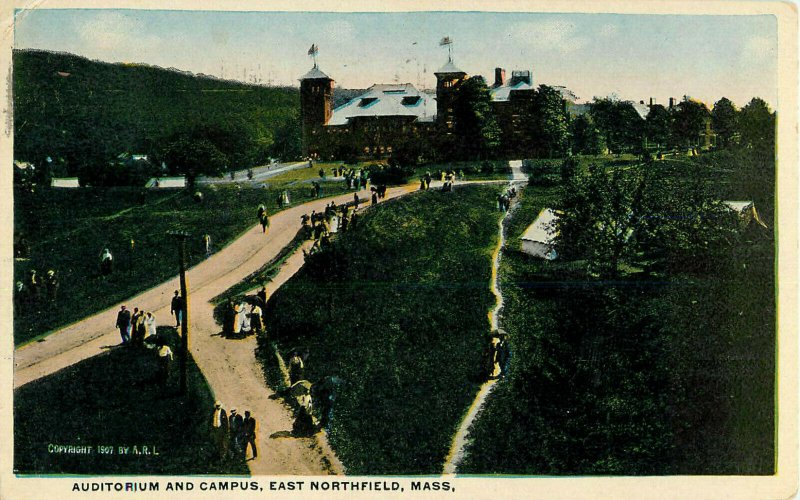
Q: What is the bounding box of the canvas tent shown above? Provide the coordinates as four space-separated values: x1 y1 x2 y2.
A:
145 177 186 188
723 201 768 229
50 177 80 188
520 208 559 260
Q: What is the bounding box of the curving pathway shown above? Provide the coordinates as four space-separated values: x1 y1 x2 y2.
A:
14 183 421 475
15 177 508 475
442 161 527 474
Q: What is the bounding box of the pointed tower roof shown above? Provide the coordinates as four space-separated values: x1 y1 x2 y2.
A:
435 58 465 75
300 64 331 81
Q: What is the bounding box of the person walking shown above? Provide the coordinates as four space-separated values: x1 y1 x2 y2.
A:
257 287 267 306
115 305 132 345
100 248 113 275
260 211 270 234
144 312 157 340
223 298 236 337
171 290 184 327
203 234 211 256
243 410 258 460
249 303 263 336
211 401 229 460
289 352 304 385
44 269 59 302
229 409 244 458
131 308 145 346
157 341 173 387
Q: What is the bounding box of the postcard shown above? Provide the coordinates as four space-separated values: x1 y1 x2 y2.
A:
1 1 797 498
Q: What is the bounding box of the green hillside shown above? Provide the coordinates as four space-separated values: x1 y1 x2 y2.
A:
13 49 301 174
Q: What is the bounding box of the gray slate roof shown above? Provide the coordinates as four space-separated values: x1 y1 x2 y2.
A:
300 65 332 80
327 84 437 126
435 60 465 74
490 80 535 102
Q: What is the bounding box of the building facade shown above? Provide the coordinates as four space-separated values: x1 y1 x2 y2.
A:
299 58 545 160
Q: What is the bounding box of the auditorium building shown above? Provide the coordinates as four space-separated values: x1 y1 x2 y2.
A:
299 57 550 160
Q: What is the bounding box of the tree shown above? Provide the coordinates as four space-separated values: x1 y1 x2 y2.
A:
555 163 647 278
531 85 570 157
452 76 501 159
158 132 229 187
569 114 605 155
645 104 671 150
711 97 739 148
588 97 644 154
738 97 775 151
268 117 303 161
670 97 710 149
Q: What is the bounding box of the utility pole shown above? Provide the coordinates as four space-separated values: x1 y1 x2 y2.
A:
168 230 190 395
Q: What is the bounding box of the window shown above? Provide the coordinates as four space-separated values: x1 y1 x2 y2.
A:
359 97 379 108
402 96 421 106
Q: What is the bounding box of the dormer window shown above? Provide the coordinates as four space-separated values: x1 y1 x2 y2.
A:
358 97 379 107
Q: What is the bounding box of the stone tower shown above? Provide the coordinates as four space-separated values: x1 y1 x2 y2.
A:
299 64 334 158
434 57 467 136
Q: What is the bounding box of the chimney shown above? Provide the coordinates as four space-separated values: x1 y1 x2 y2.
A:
649 97 654 106
669 97 675 109
494 67 506 87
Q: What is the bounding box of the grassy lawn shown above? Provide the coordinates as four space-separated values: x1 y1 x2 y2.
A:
459 178 775 474
13 182 349 345
260 184 505 474
14 327 248 475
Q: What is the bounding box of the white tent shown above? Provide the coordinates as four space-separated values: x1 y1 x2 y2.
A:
145 177 186 188
50 177 80 188
521 208 559 260
723 201 768 229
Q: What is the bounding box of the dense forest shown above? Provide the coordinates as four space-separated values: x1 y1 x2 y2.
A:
13 49 304 184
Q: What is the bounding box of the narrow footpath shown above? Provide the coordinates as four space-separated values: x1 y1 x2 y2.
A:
442 161 526 475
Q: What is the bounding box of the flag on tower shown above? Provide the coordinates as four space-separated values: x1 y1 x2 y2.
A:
439 36 452 46
308 44 318 56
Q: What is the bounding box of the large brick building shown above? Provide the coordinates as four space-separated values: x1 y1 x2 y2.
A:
300 57 546 159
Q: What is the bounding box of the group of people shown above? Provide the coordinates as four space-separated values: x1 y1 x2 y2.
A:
301 200 362 257
482 331 511 381
338 167 370 191
115 304 173 386
211 402 259 461
222 287 267 339
418 169 465 191
15 268 59 311
275 190 291 209
497 186 518 212
370 184 388 204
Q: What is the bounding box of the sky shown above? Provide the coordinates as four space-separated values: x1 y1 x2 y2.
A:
13 9 778 108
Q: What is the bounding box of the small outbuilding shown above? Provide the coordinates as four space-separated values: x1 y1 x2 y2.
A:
520 208 559 260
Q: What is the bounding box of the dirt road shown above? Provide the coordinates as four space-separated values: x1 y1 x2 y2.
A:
14 183 421 475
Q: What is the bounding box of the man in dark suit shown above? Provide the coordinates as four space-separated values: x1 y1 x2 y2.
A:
115 305 131 344
243 410 258 460
170 290 184 327
211 401 229 460
229 409 244 458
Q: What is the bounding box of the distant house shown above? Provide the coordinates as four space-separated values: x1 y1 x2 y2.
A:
145 176 186 188
521 208 559 260
51 177 80 188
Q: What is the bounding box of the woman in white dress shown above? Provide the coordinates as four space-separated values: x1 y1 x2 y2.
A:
144 312 157 339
